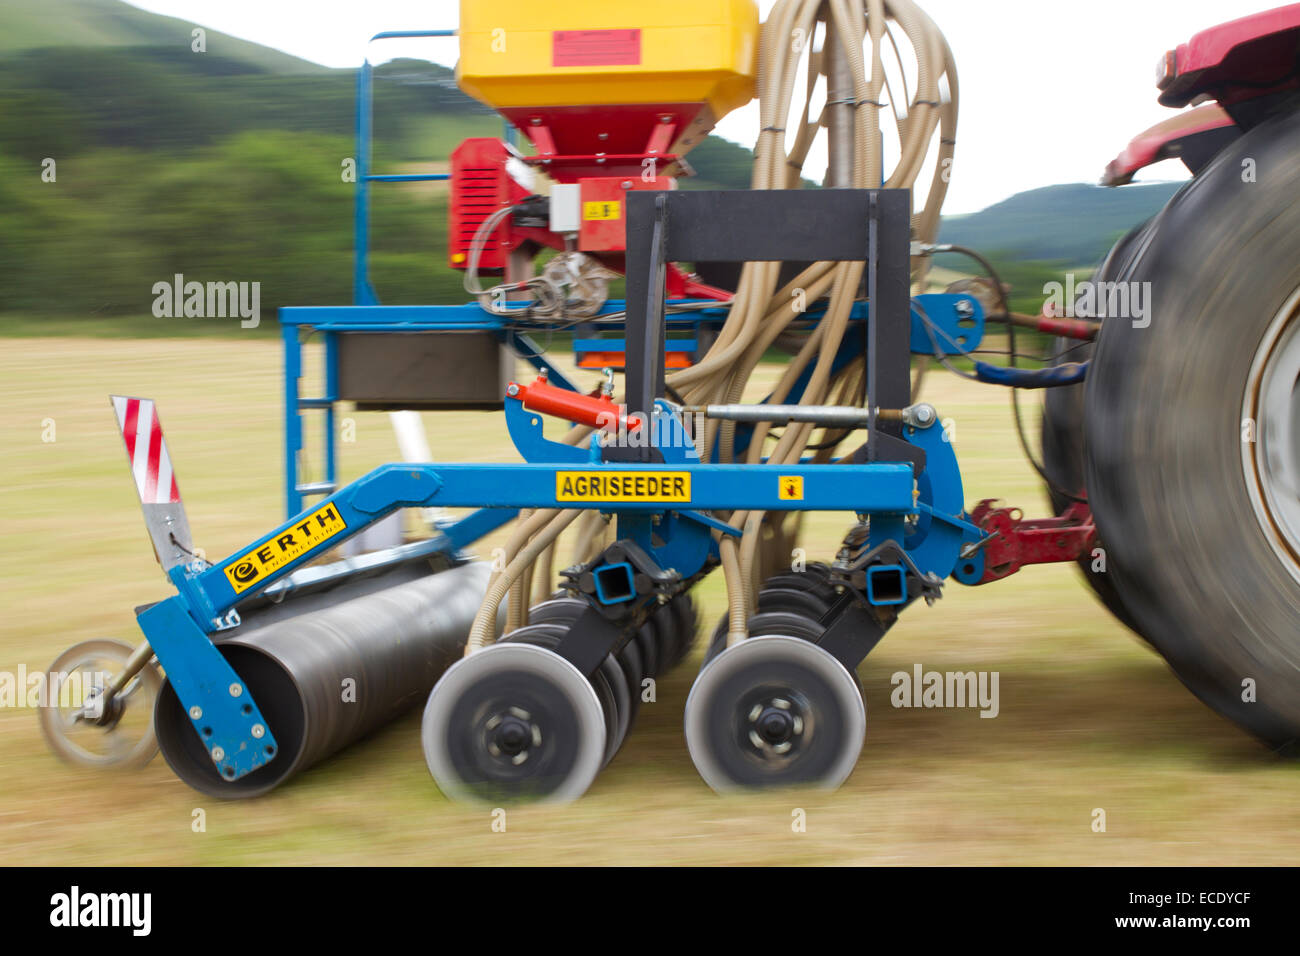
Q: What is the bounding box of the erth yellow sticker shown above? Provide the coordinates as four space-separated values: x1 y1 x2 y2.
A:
778 475 804 500
224 502 347 593
583 200 621 221
556 471 690 503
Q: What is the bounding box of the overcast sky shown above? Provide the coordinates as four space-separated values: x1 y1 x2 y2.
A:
125 0 1286 213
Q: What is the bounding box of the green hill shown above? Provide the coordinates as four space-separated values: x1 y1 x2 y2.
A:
0 0 1183 326
0 1 763 322
0 49 499 158
938 181 1183 267
0 0 327 73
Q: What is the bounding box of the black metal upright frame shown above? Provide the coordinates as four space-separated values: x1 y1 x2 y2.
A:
623 189 912 462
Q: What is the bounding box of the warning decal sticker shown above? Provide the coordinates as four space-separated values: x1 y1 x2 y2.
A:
583 201 621 221
224 502 347 593
552 29 641 68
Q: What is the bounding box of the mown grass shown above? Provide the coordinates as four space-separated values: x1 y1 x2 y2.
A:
1 334 1296 865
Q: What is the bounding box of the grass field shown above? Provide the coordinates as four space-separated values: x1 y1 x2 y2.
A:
2 332 1298 866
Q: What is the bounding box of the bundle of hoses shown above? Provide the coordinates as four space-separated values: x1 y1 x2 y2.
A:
470 0 958 652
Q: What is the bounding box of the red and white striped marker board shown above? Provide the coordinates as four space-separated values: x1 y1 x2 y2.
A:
111 395 180 505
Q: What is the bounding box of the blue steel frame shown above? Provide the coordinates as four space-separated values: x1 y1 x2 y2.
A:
180 291 989 782
124 24 1002 788
283 26 986 517
355 30 457 305
280 295 982 516
353 29 516 303
286 28 486 515
279 300 723 516
138 455 922 781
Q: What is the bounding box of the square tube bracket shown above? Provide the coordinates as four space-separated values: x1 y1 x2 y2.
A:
623 188 913 460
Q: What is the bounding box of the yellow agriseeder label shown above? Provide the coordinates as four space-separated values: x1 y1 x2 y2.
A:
556 471 691 503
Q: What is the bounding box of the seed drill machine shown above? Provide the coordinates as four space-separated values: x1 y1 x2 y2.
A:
40 0 1300 801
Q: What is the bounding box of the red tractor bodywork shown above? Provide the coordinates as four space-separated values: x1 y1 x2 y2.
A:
1156 3 1300 110
1101 104 1236 186
1105 4 1300 185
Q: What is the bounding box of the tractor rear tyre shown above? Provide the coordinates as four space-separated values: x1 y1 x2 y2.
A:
1084 108 1300 753
1041 222 1152 639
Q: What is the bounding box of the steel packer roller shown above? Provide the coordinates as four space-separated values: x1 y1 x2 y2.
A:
154 561 494 797
39 396 500 797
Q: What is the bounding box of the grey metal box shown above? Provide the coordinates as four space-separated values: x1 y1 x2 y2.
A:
336 332 514 410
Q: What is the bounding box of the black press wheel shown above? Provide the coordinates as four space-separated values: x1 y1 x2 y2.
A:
683 634 865 792
421 643 606 804
502 622 631 768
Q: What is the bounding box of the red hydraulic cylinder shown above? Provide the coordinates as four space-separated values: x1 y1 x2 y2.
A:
508 375 641 433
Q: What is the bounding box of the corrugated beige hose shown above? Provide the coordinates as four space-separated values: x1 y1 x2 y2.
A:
471 0 957 654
